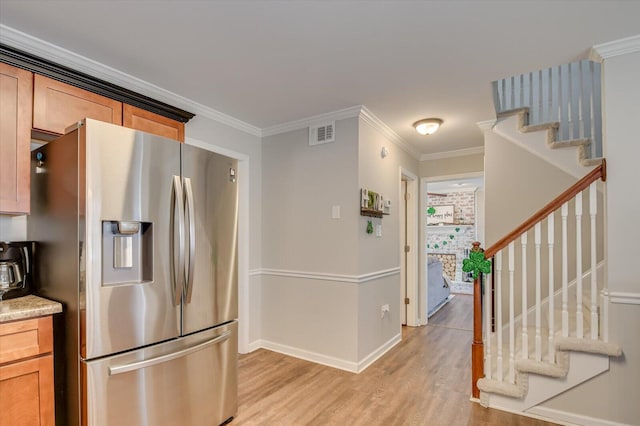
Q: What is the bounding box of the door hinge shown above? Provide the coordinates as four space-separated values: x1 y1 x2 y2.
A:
404 297 410 305
404 193 410 201
404 245 410 253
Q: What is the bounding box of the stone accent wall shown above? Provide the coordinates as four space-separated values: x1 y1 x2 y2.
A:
431 253 456 280
427 189 477 282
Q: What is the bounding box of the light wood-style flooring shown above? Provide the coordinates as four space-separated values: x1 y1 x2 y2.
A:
233 295 557 425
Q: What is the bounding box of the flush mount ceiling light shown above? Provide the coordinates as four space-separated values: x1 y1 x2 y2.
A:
413 118 443 136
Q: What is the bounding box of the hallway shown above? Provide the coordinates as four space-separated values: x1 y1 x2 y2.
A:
234 294 557 425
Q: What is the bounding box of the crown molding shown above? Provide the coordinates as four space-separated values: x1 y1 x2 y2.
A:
359 106 420 159
590 34 640 61
0 24 261 137
420 146 484 161
261 105 362 137
476 119 496 132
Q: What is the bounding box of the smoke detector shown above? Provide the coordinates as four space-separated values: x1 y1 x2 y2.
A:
309 121 335 146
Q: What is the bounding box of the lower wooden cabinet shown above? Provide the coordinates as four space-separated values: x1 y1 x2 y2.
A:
123 103 185 142
0 316 55 426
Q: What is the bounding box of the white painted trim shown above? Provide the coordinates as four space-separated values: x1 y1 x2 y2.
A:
528 406 632 426
261 105 362 137
400 167 419 327
476 119 497 132
256 267 400 284
0 24 262 137
591 34 640 60
420 146 484 161
359 106 421 159
484 404 575 426
356 333 402 372
247 340 263 353
184 138 251 354
260 340 359 373
248 269 262 277
604 291 640 305
257 332 401 374
424 171 485 183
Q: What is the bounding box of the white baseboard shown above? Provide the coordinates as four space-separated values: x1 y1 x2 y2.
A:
527 406 633 426
255 333 402 374
356 333 402 373
259 340 359 373
246 339 263 353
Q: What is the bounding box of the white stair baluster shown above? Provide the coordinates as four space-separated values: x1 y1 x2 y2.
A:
576 192 584 339
562 203 569 337
496 251 504 382
485 268 492 380
535 223 542 361
590 182 598 339
521 233 528 359
548 213 555 362
508 242 515 384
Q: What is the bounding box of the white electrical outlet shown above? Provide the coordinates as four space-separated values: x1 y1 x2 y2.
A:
381 304 390 318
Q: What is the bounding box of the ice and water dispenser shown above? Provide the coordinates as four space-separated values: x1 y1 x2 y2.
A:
102 221 153 285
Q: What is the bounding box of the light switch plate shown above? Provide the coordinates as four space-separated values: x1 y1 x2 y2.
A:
376 224 382 237
332 205 341 219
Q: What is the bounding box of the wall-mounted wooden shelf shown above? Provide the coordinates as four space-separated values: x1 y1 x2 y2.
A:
361 208 383 218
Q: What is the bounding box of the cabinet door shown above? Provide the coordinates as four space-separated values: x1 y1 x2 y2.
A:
33 74 122 135
0 63 32 214
123 104 185 142
0 355 55 426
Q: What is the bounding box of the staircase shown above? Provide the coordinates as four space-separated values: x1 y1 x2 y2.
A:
472 60 623 419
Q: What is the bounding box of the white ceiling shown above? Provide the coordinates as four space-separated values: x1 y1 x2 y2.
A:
1 1 639 155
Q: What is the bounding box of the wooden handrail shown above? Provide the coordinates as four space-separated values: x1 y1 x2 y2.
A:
484 159 606 258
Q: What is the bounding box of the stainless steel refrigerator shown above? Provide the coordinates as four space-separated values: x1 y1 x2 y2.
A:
28 118 238 426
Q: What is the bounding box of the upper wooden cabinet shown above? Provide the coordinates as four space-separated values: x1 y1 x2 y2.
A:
123 104 185 142
0 63 32 214
33 74 122 135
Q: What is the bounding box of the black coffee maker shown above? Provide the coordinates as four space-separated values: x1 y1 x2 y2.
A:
0 241 35 300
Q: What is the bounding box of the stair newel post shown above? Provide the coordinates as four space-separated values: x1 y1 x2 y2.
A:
470 241 485 399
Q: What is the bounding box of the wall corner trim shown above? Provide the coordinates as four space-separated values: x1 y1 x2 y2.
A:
356 333 402 373
420 146 484 161
261 105 363 137
358 106 421 160
591 34 640 60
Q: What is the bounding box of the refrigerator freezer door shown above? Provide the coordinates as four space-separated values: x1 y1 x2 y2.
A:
84 321 238 426
181 145 238 335
83 119 181 359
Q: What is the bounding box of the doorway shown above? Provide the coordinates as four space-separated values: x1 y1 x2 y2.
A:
420 172 484 324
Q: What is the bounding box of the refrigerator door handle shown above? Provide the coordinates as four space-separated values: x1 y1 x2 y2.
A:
108 330 232 376
170 175 186 306
184 177 196 303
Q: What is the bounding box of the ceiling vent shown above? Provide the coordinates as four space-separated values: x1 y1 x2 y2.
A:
309 121 335 146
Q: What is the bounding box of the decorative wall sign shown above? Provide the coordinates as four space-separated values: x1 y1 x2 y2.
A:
360 188 386 218
426 204 455 225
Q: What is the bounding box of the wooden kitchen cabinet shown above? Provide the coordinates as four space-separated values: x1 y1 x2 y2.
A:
0 316 55 426
123 103 185 142
33 74 122 135
0 62 32 214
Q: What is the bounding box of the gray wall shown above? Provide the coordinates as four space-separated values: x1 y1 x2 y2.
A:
262 120 359 274
541 50 640 425
260 118 360 362
357 119 419 359
419 153 484 178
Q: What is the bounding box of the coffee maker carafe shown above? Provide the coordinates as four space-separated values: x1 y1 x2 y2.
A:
0 241 35 301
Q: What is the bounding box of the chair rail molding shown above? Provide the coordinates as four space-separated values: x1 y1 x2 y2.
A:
252 267 400 284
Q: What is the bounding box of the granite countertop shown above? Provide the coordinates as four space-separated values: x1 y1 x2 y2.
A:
0 295 62 323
